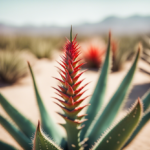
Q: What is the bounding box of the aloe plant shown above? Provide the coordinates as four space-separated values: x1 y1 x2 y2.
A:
0 28 150 150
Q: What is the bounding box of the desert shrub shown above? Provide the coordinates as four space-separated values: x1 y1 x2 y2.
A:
0 35 65 59
0 51 27 84
30 39 52 59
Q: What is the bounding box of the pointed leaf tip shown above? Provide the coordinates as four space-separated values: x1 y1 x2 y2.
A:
109 31 111 39
27 61 31 68
138 42 142 53
92 98 143 150
70 25 72 42
37 120 40 131
33 121 62 150
28 63 64 145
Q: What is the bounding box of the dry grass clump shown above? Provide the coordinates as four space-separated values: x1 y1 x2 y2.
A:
0 35 65 59
30 39 52 59
0 51 27 84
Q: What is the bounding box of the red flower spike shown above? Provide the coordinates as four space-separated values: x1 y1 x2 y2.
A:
59 72 66 81
53 87 70 101
56 61 66 70
68 96 74 105
67 85 74 96
55 92 63 99
73 96 90 108
60 55 66 62
59 92 70 101
71 68 80 78
57 112 84 126
74 82 90 95
53 97 73 110
64 81 69 89
73 70 87 84
77 114 88 120
55 66 66 75
58 85 66 93
67 60 74 73
54 34 89 149
73 90 87 101
60 60 67 67
74 63 85 71
72 59 82 68
56 103 89 118
66 72 73 85
53 77 65 87
72 79 85 91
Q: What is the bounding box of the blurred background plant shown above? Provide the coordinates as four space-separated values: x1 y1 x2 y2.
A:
82 45 105 69
104 36 139 72
0 35 65 59
0 50 27 84
140 36 150 64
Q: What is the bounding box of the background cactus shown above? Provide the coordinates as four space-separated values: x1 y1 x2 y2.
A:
0 28 150 150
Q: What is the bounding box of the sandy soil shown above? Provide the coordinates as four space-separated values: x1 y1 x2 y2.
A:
0 54 150 150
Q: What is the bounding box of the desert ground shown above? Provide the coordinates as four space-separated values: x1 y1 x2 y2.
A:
0 52 150 150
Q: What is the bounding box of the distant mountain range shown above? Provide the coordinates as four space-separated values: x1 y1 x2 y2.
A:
0 15 150 36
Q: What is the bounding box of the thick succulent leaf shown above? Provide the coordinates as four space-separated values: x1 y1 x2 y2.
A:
123 110 150 147
92 99 143 150
33 121 62 150
86 48 140 147
81 32 111 140
0 141 17 150
28 62 64 145
142 89 150 112
0 116 31 150
0 93 35 139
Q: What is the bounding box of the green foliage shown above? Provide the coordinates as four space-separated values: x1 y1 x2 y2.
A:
28 62 64 145
0 51 27 84
81 32 111 140
93 99 142 150
0 141 16 150
0 29 149 150
0 93 35 138
33 121 62 150
0 116 31 149
85 46 140 147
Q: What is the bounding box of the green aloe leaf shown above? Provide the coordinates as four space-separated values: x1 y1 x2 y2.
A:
0 141 17 150
142 89 150 112
92 98 143 150
28 62 64 145
0 116 31 150
0 93 35 139
81 32 111 140
86 48 140 147
124 110 150 147
33 121 62 150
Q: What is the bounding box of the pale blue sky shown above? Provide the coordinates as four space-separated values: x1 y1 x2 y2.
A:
0 0 149 26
